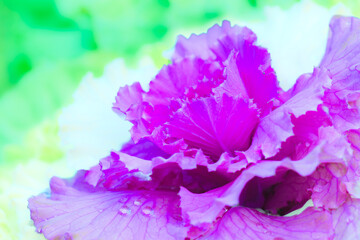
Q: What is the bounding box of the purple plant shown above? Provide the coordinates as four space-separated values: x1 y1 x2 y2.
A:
29 17 360 240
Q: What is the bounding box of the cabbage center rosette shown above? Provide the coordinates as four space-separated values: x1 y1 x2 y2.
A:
29 17 360 240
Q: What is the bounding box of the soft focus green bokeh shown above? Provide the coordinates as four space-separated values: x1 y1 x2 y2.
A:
0 0 358 239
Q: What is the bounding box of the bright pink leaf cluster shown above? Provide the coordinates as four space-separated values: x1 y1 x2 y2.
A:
29 17 360 240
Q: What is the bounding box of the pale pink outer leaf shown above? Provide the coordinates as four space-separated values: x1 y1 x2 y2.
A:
173 20 257 61
246 68 331 160
28 177 187 240
179 186 230 226
320 16 360 131
320 16 360 97
113 82 144 114
311 163 348 209
203 207 333 240
332 199 360 240
204 206 333 240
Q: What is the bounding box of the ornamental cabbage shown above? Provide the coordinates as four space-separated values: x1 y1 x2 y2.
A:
29 15 360 240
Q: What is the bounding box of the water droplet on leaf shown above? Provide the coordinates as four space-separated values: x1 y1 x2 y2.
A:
142 206 154 216
118 206 131 215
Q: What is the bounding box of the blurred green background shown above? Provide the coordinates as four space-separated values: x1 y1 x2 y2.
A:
0 0 359 239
